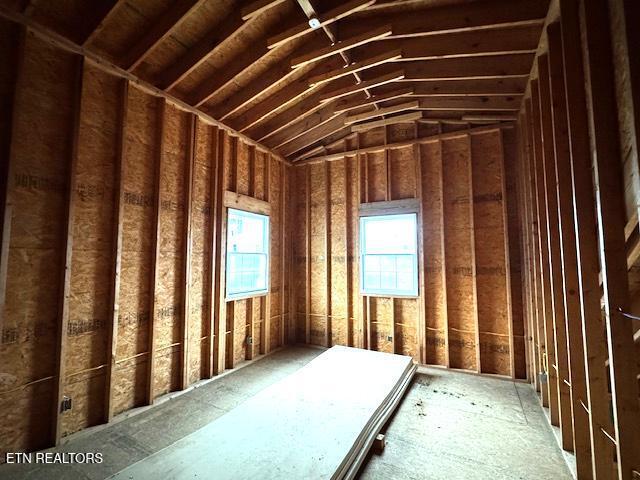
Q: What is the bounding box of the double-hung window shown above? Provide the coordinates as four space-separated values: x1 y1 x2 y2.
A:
360 213 418 297
226 208 269 300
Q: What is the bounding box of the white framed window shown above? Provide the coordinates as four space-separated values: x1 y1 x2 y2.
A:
360 213 418 297
226 208 269 300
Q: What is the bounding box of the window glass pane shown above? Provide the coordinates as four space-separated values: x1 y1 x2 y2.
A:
397 271 414 291
226 210 269 299
360 214 418 296
380 271 395 290
380 255 395 272
363 214 417 254
396 255 413 272
364 255 380 272
364 271 381 290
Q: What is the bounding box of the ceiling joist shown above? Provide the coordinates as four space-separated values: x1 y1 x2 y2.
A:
267 0 375 49
307 49 403 86
333 87 415 113
344 100 420 125
319 70 406 103
290 25 393 68
350 111 423 132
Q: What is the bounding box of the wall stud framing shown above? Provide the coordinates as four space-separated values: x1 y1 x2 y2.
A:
213 129 227 375
414 122 427 365
147 97 166 404
246 146 256 361
466 131 481 373
262 153 271 355
52 54 84 445
325 159 331 348
206 126 220 378
524 100 545 401
0 25 25 340
581 0 640 476
355 133 363 349
343 145 351 347
538 53 573 450
531 80 557 417
105 78 129 422
545 20 592 476
497 130 515 379
181 113 196 390
280 159 286 347
305 164 311 344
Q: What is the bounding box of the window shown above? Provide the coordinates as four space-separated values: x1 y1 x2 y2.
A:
226 208 269 300
360 213 418 296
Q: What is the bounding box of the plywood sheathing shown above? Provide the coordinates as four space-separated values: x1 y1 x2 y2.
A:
0 33 76 455
291 124 524 374
0 29 289 457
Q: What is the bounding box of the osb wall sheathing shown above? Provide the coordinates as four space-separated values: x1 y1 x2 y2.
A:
114 84 156 413
292 124 525 377
62 63 118 435
0 25 290 457
153 101 187 399
470 130 511 375
503 129 527 379
0 31 75 455
442 136 477 371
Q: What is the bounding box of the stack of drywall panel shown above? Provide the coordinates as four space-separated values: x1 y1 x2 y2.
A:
111 346 416 480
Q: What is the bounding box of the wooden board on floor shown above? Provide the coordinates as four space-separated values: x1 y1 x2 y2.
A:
112 346 416 480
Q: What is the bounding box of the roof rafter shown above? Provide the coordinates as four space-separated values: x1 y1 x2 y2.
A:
227 56 347 132
155 9 247 91
337 0 549 40
80 0 123 45
409 78 527 97
413 96 521 111
120 0 205 71
208 35 329 121
264 102 341 150
278 114 350 157
247 88 336 142
241 0 288 20
398 53 534 82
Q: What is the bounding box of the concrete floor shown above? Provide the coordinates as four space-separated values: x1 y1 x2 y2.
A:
0 346 572 480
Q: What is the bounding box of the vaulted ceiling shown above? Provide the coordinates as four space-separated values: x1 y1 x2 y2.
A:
1 0 549 160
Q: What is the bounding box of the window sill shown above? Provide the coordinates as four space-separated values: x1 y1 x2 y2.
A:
360 292 419 299
225 291 269 302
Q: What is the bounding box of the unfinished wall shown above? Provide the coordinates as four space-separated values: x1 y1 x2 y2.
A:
0 25 291 458
515 1 640 477
291 123 526 378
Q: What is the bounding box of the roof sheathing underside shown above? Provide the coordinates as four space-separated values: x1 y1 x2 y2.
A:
2 0 550 161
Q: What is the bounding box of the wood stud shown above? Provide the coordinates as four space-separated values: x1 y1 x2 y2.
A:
105 79 129 422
